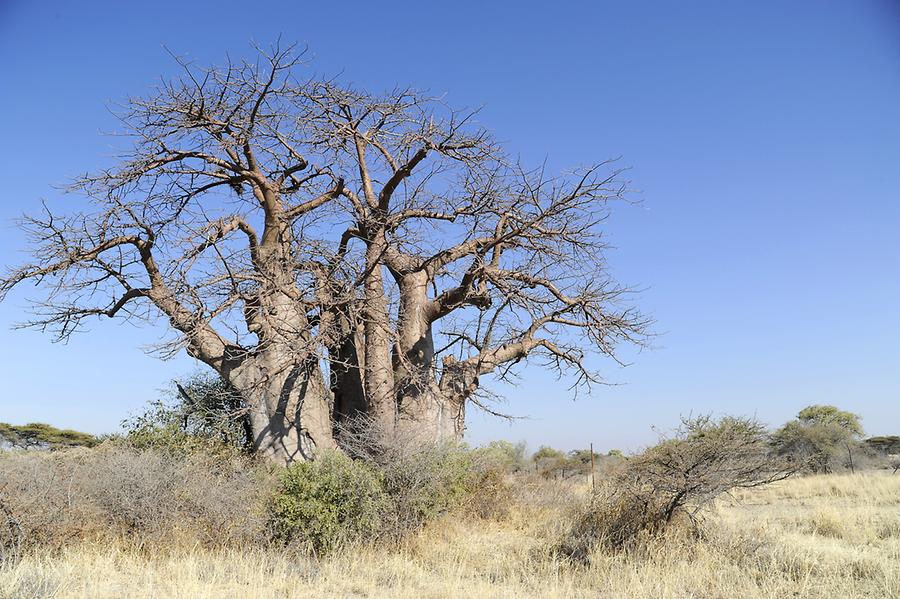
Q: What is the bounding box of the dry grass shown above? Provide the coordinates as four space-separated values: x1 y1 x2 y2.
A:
1 471 898 598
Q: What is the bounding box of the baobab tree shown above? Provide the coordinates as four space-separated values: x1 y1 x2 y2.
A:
0 44 649 464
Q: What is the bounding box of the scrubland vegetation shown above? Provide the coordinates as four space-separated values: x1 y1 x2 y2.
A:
2 41 895 598
1 410 897 598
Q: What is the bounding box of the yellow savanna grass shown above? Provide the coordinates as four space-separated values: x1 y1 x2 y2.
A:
1 471 898 599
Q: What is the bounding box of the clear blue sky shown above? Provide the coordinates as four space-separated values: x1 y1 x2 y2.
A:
1 1 898 452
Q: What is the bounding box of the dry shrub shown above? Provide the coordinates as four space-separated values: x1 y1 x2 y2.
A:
339 417 513 522
558 415 795 560
557 486 672 561
463 465 514 520
0 497 21 563
809 509 846 538
1 421 515 559
0 442 273 550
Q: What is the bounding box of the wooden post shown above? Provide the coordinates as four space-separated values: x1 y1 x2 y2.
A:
846 443 855 474
590 442 596 493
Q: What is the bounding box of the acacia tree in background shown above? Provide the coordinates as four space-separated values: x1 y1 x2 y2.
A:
773 405 864 473
0 44 648 465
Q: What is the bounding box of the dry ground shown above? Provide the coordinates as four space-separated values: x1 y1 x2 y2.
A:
1 471 898 598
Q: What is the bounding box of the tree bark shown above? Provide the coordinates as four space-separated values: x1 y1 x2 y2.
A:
230 355 335 465
330 312 367 425
362 242 397 434
393 271 467 442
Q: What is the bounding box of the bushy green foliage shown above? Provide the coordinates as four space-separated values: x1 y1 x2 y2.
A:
474 440 528 473
773 404 864 473
268 451 390 554
118 422 242 458
267 435 515 555
0 422 97 450
122 371 250 455
568 448 601 465
797 405 863 435
532 446 565 461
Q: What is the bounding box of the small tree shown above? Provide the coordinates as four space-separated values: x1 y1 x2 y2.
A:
531 445 568 478
559 415 793 558
773 405 863 473
478 441 528 473
567 448 599 465
532 446 565 462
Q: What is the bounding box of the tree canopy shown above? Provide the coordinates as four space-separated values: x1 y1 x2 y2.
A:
773 405 864 473
0 43 648 464
0 422 97 450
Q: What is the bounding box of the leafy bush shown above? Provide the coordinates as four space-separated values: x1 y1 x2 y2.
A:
477 440 528 473
119 419 241 458
297 417 515 543
532 445 565 462
773 405 864 473
122 371 251 453
558 415 794 560
268 450 390 554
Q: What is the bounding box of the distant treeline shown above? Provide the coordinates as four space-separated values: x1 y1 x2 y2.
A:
0 422 97 451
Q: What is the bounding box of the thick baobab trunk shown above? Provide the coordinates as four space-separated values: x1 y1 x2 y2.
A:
222 207 341 465
362 247 397 433
398 355 476 441
230 356 335 465
394 272 468 442
397 383 466 441
330 312 367 424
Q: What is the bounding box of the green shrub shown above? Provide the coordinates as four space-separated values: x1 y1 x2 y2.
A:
267 444 511 555
532 445 565 462
121 371 251 454
119 421 240 458
268 451 390 554
772 405 864 474
476 441 528 473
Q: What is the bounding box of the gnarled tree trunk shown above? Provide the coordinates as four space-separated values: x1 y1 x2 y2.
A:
393 271 468 442
330 311 367 426
230 355 335 464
